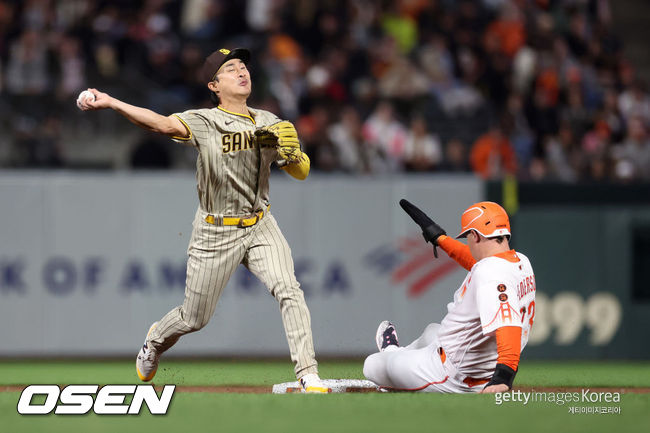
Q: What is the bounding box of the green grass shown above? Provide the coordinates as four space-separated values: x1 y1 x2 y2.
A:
0 359 365 386
1 360 648 433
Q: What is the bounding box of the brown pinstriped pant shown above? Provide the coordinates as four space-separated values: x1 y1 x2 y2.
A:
148 208 318 378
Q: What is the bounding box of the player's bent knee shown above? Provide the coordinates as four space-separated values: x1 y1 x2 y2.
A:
385 351 411 381
179 304 212 332
182 314 211 333
270 281 302 300
187 322 207 333
362 353 384 383
194 316 213 332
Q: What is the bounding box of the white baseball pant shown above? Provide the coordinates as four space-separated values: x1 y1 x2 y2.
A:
363 324 485 393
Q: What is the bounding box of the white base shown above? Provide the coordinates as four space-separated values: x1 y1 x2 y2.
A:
272 379 380 394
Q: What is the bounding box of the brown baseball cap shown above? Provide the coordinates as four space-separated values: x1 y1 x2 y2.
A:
200 48 251 83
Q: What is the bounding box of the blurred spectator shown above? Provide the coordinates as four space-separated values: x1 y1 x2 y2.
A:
266 33 304 120
470 118 518 179
5 30 50 96
610 117 650 182
601 87 625 144
566 10 590 59
183 0 222 37
512 44 537 93
0 0 643 182
506 93 535 170
380 2 418 54
581 117 611 159
544 123 580 183
377 54 429 100
526 68 560 139
529 157 549 182
402 116 442 172
245 0 276 33
56 35 86 100
440 138 471 172
417 33 454 91
618 81 650 125
561 85 592 141
327 106 366 173
586 156 609 182
437 46 485 116
298 106 337 172
483 0 526 58
362 101 407 172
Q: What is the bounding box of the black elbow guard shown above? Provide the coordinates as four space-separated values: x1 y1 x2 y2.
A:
486 363 517 389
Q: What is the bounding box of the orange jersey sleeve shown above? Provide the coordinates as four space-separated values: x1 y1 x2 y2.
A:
437 235 476 271
496 326 522 371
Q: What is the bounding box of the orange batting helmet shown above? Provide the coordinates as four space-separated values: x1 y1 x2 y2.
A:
456 201 511 239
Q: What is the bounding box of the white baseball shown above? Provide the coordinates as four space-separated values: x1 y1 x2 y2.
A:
76 90 95 110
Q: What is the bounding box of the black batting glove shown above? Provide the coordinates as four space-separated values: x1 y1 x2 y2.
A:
399 199 447 257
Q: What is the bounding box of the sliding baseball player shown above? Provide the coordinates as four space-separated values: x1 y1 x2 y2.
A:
364 200 536 393
77 47 329 393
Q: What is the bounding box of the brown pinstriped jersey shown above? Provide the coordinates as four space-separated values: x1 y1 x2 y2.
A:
172 106 281 216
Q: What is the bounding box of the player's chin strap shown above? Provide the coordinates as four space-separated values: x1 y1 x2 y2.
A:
485 363 517 390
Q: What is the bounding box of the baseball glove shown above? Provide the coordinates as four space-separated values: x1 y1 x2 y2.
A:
255 121 302 164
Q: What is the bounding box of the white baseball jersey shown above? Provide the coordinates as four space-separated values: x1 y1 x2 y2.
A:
437 250 536 379
364 249 536 393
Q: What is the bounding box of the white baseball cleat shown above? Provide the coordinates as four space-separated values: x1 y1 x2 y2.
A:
375 320 399 351
299 373 331 394
136 322 160 382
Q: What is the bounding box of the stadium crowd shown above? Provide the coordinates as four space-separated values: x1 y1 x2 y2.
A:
1 0 649 182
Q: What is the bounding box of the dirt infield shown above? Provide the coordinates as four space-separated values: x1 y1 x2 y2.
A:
3 384 650 394
173 385 271 393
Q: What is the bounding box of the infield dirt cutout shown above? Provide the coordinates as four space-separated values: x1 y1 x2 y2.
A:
2 385 650 394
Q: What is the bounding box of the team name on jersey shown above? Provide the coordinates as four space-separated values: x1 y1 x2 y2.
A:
222 131 255 154
517 275 536 300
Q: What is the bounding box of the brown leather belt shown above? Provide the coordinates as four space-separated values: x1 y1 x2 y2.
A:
205 205 270 227
438 347 490 388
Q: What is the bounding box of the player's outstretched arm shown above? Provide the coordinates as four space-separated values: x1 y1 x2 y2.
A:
399 199 476 269
437 236 475 271
78 88 189 138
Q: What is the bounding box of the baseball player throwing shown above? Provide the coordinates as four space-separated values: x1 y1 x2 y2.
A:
363 200 536 393
78 48 329 393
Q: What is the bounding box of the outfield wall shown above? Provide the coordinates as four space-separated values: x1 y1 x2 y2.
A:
0 172 481 357
0 172 647 359
487 181 650 360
